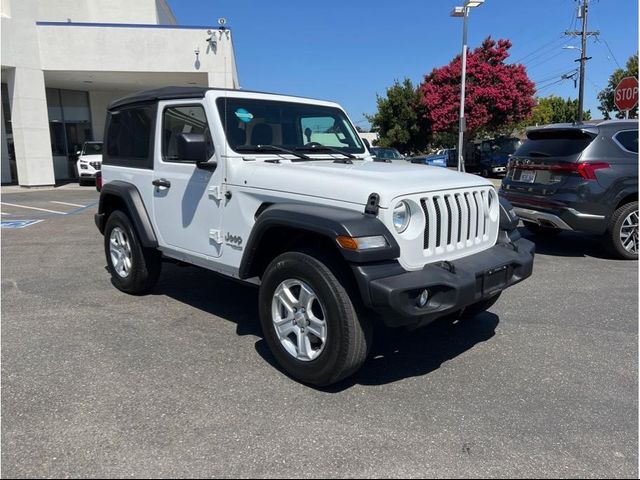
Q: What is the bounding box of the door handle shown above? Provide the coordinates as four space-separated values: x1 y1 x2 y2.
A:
152 179 171 188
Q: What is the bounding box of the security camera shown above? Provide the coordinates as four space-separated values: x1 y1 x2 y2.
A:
218 17 226 26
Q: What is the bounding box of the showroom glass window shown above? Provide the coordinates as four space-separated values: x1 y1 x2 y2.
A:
45 88 93 158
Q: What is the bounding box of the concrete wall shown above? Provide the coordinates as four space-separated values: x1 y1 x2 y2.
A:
1 0 55 186
36 25 237 89
36 0 175 25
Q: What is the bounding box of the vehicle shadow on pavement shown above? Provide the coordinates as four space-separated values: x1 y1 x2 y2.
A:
154 263 501 390
153 263 262 338
320 313 500 391
519 228 616 260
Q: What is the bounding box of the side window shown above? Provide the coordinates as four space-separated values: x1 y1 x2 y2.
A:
162 105 214 163
105 106 153 166
614 130 638 153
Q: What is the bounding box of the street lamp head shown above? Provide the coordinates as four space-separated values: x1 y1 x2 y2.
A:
466 0 485 7
450 6 465 17
563 45 581 51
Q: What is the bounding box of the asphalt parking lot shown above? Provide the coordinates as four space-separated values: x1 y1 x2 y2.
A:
1 186 638 478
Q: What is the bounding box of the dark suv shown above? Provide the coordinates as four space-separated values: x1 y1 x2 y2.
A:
501 120 638 259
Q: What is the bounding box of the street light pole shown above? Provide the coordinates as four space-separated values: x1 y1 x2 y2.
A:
457 8 469 172
451 0 484 172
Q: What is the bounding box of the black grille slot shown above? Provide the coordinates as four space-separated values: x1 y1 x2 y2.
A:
434 197 442 247
464 193 471 240
473 192 480 238
444 196 453 245
454 194 463 243
420 199 429 249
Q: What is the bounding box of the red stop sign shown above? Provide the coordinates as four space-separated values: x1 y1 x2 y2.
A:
614 76 639 111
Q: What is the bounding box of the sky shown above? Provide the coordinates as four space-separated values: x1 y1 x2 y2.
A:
168 0 639 128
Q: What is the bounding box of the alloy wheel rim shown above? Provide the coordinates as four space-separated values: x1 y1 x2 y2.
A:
271 279 327 362
620 209 639 254
110 226 132 277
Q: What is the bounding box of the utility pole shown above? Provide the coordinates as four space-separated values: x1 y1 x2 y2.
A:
565 0 599 123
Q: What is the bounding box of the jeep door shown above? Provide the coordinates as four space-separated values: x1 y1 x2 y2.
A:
151 100 224 258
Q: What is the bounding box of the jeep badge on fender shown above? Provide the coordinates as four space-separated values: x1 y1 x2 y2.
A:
94 86 535 386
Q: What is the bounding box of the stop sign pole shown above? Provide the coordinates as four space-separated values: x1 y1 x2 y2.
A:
614 76 639 118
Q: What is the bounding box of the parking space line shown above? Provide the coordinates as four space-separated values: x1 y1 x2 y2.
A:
0 202 67 215
50 201 87 208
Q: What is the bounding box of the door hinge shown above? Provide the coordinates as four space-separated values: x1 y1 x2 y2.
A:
209 229 223 244
208 185 223 200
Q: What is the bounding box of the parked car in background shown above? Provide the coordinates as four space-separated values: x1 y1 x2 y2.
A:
76 141 103 186
408 152 448 168
501 120 638 259
467 137 521 177
418 148 458 168
370 147 404 162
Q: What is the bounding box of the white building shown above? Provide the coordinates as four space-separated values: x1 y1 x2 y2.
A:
1 0 239 186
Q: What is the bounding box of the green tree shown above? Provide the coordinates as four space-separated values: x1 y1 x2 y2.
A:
365 78 429 153
598 53 638 119
523 95 591 127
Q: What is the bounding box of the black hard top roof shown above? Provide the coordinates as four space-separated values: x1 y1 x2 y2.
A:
108 86 330 110
108 87 211 110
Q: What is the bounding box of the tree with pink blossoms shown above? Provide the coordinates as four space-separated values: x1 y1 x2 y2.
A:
419 37 536 137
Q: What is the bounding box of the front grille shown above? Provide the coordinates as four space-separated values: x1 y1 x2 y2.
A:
90 162 101 170
420 187 493 253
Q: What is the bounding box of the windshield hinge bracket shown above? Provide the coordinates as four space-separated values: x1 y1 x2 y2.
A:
364 193 380 216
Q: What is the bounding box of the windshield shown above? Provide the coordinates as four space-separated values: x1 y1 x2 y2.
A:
371 148 402 159
82 142 103 155
216 98 364 155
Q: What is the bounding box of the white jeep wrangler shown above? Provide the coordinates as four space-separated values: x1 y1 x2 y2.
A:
95 87 534 386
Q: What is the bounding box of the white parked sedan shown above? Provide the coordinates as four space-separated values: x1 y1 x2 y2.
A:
76 141 103 186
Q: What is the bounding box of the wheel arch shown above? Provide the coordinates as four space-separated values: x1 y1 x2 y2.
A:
238 203 399 280
95 181 158 248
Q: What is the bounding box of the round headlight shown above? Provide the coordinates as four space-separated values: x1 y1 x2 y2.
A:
393 201 411 233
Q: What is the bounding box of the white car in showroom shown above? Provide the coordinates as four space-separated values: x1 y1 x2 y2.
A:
76 141 103 186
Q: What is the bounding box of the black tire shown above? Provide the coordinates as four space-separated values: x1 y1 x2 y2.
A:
259 251 372 386
523 221 562 237
461 292 502 319
603 201 638 260
78 179 89 186
103 210 161 294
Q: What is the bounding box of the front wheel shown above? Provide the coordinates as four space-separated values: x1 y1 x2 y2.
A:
604 201 638 260
259 251 371 386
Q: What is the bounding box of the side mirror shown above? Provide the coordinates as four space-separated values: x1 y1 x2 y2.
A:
76 150 82 156
177 133 217 170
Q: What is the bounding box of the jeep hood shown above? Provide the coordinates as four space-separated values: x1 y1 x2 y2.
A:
239 160 493 208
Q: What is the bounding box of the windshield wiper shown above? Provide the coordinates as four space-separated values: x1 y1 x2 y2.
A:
294 144 357 159
235 145 309 160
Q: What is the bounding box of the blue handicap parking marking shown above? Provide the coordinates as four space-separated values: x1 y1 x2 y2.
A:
1 220 44 229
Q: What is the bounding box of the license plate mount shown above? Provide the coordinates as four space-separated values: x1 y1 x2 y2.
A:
518 170 536 183
483 265 509 295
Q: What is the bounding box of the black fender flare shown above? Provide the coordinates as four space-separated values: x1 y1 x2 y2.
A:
95 181 158 248
238 203 399 279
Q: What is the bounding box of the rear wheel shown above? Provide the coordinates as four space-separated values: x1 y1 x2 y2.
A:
604 201 638 260
523 221 562 237
259 251 371 386
104 210 161 294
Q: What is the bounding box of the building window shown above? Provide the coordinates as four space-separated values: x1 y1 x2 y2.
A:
1 83 16 183
45 88 93 179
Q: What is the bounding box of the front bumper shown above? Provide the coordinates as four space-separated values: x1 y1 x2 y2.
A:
352 236 535 327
